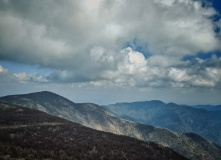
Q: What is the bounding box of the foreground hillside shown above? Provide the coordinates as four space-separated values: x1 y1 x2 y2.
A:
1 91 221 160
103 101 221 146
0 102 188 160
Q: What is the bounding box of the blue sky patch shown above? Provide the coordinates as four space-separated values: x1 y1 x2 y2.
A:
123 39 151 58
0 60 51 75
183 50 221 61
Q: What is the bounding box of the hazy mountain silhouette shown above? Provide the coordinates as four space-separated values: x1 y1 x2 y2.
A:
191 105 221 111
103 101 221 146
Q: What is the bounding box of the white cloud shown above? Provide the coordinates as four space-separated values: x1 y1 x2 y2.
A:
169 68 191 82
0 65 15 84
127 48 147 68
14 72 48 83
90 47 114 64
0 65 7 73
147 55 186 67
0 65 48 84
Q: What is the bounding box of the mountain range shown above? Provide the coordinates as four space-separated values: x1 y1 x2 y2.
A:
0 102 188 160
1 91 221 160
103 101 221 146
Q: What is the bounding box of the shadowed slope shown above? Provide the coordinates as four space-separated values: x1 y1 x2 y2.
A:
0 102 188 160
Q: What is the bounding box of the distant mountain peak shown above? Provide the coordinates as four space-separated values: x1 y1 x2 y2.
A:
115 100 165 106
27 90 60 96
36 90 55 94
3 91 73 103
148 100 165 104
167 102 178 105
1 91 61 100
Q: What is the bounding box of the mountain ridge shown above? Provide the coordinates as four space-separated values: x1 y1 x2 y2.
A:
0 102 188 160
103 101 221 146
1 91 221 160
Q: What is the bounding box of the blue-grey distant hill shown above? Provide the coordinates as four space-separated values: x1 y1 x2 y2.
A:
103 101 221 146
191 105 221 111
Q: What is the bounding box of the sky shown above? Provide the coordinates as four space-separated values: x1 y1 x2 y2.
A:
0 0 221 105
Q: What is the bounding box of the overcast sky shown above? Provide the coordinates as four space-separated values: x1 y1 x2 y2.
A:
0 0 221 105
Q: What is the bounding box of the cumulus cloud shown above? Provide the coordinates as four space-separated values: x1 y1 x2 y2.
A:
0 0 221 91
0 65 15 84
14 72 48 83
0 65 7 73
0 65 48 84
